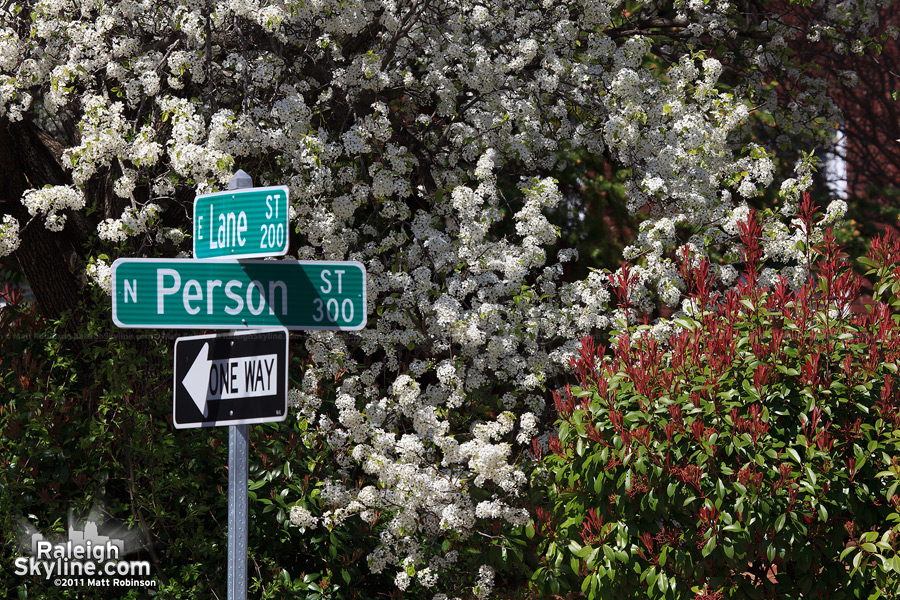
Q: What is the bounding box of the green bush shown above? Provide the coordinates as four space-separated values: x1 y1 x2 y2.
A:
532 209 900 599
0 285 391 599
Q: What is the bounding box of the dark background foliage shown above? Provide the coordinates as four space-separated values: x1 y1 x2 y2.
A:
0 286 395 600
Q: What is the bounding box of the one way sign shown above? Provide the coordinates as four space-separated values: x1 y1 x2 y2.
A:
173 328 288 428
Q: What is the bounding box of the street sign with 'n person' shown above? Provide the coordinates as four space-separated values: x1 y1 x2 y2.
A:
173 328 288 428
111 258 366 330
193 186 290 259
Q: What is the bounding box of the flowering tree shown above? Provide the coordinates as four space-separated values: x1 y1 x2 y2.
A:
0 0 894 596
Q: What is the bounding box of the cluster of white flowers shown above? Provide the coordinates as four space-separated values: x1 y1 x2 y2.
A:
288 505 318 531
287 376 322 424
86 259 112 295
21 185 85 232
97 204 160 243
823 199 849 225
0 214 19 257
473 565 495 600
0 0 878 595
62 96 130 186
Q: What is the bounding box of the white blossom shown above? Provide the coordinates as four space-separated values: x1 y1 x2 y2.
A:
0 214 20 257
289 505 318 530
21 185 85 231
86 259 112 295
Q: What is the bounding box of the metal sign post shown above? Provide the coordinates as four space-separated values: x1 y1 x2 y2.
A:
227 422 249 600
226 170 251 600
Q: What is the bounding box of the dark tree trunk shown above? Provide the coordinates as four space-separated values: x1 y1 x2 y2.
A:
0 118 82 319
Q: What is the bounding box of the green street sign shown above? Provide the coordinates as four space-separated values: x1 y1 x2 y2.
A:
111 259 366 330
193 186 290 259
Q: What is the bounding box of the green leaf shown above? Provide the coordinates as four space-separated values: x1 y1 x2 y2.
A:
646 566 659 588
674 316 697 330
891 555 900 573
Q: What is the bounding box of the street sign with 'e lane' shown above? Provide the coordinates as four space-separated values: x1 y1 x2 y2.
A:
193 186 290 259
173 328 288 428
111 258 366 329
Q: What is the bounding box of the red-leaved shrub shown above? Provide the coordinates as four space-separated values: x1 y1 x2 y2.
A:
533 209 900 599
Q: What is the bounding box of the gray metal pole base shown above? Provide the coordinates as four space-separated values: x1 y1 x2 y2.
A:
227 423 249 600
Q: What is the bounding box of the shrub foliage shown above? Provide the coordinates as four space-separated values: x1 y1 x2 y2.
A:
534 206 900 599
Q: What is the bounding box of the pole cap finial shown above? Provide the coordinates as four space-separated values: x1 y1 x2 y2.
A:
228 170 253 190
